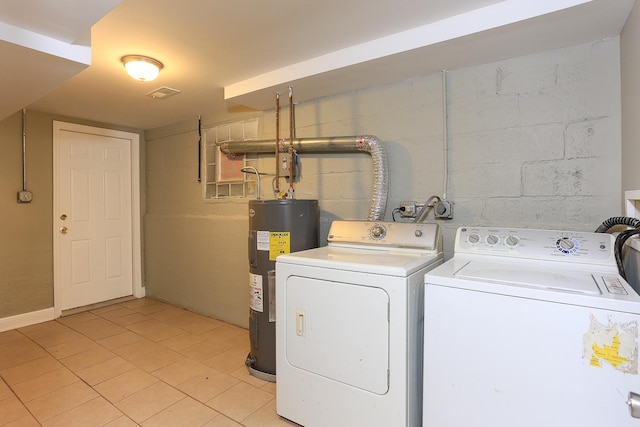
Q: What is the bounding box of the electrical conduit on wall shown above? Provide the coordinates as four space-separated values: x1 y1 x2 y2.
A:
220 135 388 221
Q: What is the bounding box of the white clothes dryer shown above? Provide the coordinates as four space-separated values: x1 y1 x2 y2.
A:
423 226 640 427
276 220 443 427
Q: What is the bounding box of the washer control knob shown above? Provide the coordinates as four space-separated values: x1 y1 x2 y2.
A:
370 225 386 239
505 235 520 247
415 230 423 237
486 235 499 245
556 237 578 254
467 233 480 244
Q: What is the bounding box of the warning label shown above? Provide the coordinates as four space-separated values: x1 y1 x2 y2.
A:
249 273 263 312
269 232 291 261
583 314 638 374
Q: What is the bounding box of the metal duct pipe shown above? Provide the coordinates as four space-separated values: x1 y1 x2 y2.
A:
220 135 388 220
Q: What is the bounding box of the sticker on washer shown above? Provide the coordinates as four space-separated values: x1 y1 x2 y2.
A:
583 314 638 374
249 273 263 312
269 232 290 261
256 231 270 251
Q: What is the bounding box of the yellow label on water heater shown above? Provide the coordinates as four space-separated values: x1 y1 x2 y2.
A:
269 232 291 261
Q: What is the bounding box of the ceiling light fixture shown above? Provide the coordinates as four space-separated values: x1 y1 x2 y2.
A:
121 55 163 82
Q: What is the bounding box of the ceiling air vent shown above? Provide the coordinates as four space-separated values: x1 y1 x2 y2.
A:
146 86 181 99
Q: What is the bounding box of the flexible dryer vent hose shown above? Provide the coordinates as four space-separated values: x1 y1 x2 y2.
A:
595 216 640 233
220 135 388 221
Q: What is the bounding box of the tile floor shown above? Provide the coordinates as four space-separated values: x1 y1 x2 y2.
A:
0 298 298 426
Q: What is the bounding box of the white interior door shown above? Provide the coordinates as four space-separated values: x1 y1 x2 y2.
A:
53 122 142 314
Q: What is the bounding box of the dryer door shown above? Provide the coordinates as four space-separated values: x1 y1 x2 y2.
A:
285 276 390 394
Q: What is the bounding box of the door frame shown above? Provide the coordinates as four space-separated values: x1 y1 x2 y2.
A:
53 121 144 317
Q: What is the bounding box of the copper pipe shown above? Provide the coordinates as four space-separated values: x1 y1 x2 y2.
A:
288 86 295 197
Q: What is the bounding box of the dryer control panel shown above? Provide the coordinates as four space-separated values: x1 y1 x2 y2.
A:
455 226 615 265
328 220 441 251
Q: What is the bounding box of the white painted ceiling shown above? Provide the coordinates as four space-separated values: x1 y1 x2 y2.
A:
0 0 636 130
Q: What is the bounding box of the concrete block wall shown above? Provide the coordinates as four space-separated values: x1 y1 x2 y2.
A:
144 37 623 325
442 38 621 253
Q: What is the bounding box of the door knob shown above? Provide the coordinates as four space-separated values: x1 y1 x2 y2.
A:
59 226 68 234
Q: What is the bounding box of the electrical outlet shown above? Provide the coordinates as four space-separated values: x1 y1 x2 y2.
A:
434 200 453 219
399 201 418 217
279 153 298 179
17 190 32 203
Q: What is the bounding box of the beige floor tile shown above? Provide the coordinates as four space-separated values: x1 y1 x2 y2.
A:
129 346 184 373
202 414 244 426
18 321 74 341
11 367 79 402
123 300 170 315
91 305 135 321
141 396 219 426
30 328 86 349
0 378 12 400
125 319 184 342
226 333 250 351
97 331 146 350
119 298 161 310
60 346 116 372
0 330 26 346
152 358 212 386
0 356 63 386
170 314 225 334
25 381 98 422
111 338 164 361
115 381 185 424
0 338 48 371
3 413 41 426
158 331 208 352
202 347 248 374
0 299 288 427
175 368 240 403
200 325 247 343
65 318 128 341
103 415 139 427
242 399 300 427
46 337 102 360
109 312 152 327
90 304 128 316
206 382 273 423
178 338 233 361
94 368 158 403
74 356 136 386
260 380 277 395
41 396 122 427
146 306 190 322
228 366 272 389
0 395 32 425
56 312 101 329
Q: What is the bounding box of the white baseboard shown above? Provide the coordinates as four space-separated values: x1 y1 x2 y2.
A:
0 308 55 333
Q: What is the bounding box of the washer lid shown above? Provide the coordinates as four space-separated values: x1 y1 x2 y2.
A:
455 261 602 295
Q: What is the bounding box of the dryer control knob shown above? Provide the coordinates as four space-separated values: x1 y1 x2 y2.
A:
467 233 480 244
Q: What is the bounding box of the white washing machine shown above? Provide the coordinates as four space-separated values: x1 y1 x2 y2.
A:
423 226 640 426
276 220 443 427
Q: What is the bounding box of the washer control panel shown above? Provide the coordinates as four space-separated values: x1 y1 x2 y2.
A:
328 220 441 251
456 226 614 263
